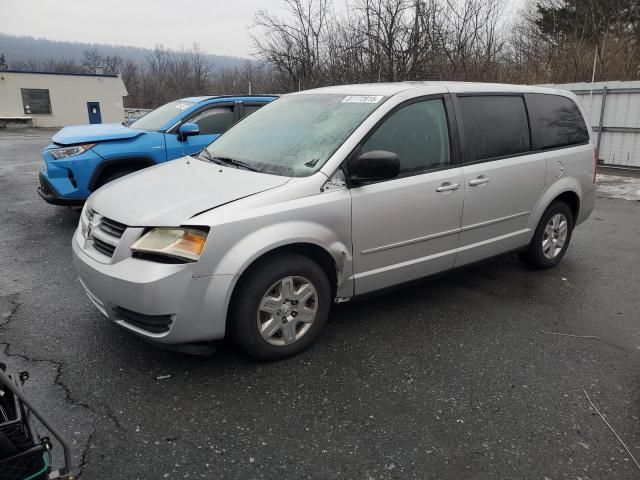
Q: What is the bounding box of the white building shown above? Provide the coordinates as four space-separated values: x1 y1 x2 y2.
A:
0 70 128 127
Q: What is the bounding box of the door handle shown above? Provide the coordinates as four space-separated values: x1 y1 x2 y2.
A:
436 182 460 193
469 176 491 186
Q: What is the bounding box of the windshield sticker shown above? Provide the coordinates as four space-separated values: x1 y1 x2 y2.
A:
341 95 384 104
174 102 191 110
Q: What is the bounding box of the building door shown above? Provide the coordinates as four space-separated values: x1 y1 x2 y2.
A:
87 102 102 124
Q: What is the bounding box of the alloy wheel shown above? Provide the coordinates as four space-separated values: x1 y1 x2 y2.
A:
256 276 318 346
542 213 568 259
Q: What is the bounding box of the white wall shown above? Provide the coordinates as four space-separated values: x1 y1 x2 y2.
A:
0 71 128 127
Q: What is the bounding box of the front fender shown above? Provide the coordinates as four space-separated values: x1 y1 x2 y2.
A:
192 221 353 337
203 220 352 294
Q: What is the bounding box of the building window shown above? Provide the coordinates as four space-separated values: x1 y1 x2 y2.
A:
21 89 52 115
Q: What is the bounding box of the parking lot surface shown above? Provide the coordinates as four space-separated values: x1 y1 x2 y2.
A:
1 127 640 479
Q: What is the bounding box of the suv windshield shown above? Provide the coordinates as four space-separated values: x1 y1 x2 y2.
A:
203 94 386 176
129 99 197 131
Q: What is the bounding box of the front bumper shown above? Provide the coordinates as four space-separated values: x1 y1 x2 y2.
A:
38 172 84 206
39 147 103 204
71 227 235 344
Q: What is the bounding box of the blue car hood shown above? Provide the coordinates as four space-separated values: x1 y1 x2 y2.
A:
52 123 144 145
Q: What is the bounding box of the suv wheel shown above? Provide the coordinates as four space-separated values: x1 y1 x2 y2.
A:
96 169 136 189
521 201 574 269
229 253 331 361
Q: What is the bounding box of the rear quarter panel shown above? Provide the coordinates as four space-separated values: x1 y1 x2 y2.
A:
528 143 596 231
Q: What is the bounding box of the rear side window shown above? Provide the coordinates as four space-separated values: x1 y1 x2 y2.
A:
526 94 589 150
361 99 451 175
458 95 530 162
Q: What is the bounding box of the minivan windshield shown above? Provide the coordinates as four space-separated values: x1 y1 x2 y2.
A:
202 94 386 176
129 99 197 131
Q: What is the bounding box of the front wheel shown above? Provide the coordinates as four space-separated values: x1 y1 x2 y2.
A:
95 169 137 189
520 201 574 269
228 253 331 361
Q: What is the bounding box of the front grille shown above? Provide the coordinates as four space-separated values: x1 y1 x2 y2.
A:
81 208 128 259
113 307 173 333
98 216 127 238
92 237 116 257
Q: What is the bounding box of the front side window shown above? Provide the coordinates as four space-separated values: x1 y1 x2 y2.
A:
189 106 235 135
129 99 196 131
204 94 386 177
242 104 264 118
21 89 51 115
526 94 589 150
459 95 530 162
360 99 451 175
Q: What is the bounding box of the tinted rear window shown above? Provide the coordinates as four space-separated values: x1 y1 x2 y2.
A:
459 95 530 162
526 94 589 150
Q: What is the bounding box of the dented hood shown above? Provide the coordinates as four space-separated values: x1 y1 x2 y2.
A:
52 123 144 145
88 157 290 226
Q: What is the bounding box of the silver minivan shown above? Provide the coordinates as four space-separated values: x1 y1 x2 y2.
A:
72 82 596 360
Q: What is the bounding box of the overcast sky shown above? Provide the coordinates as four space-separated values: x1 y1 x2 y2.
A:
0 0 526 59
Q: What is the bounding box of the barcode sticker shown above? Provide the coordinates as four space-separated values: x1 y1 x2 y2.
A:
341 95 384 104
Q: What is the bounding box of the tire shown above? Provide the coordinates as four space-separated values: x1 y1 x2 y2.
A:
228 253 332 361
520 201 574 269
95 169 136 189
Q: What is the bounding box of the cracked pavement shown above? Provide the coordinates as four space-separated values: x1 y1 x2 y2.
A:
1 128 640 479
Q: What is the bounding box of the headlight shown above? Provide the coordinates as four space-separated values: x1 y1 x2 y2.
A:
131 228 208 262
49 143 96 160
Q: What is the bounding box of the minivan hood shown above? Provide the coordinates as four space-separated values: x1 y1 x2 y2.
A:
89 157 291 226
52 123 144 145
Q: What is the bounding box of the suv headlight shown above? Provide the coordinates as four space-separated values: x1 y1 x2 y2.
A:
131 228 208 262
49 143 96 160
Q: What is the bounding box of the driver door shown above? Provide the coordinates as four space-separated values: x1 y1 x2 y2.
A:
164 104 238 160
350 96 464 294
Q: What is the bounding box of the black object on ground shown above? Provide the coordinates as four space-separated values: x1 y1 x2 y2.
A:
0 364 74 480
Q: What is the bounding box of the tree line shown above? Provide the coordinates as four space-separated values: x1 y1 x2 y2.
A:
253 0 640 90
2 0 639 107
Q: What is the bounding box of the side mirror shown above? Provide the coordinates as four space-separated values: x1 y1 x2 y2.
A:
350 150 400 183
178 123 199 141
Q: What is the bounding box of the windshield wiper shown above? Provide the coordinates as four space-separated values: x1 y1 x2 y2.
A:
197 149 219 163
200 152 260 172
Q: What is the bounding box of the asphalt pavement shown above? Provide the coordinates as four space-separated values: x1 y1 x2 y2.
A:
1 127 639 479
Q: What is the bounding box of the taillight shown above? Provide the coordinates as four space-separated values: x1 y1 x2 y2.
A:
593 148 598 184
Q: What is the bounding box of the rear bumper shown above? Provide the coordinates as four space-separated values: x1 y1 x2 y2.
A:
71 230 234 344
37 172 84 206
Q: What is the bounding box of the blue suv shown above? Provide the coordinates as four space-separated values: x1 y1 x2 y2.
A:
38 95 276 205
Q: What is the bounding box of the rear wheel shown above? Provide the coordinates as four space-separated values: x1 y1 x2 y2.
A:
520 201 574 269
228 253 331 361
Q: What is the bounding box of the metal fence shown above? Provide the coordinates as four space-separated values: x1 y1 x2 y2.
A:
123 108 152 124
546 81 640 169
